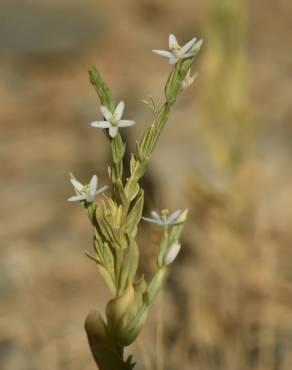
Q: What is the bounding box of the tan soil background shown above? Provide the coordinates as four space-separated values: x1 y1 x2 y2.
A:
1 0 292 369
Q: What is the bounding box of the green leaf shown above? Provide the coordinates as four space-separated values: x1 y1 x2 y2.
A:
113 179 128 205
138 125 156 160
125 190 144 236
124 179 141 202
118 236 139 293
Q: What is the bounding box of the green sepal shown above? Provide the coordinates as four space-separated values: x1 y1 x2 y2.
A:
157 231 170 268
168 209 188 245
111 133 126 164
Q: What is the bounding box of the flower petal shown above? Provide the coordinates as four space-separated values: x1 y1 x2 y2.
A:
169 57 178 65
96 185 108 195
114 101 125 121
152 49 172 58
151 211 161 221
67 194 86 202
164 242 181 265
142 216 161 225
172 220 184 225
179 52 196 60
179 37 197 55
169 33 178 48
89 175 98 194
118 119 136 127
70 178 84 191
167 209 182 223
91 121 111 128
85 193 95 202
100 106 112 121
109 126 118 138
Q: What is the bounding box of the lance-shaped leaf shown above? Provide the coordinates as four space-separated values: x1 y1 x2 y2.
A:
138 124 156 161
129 154 146 179
124 179 141 203
94 238 116 275
113 178 128 205
118 236 139 293
125 190 144 236
87 242 116 294
129 154 139 175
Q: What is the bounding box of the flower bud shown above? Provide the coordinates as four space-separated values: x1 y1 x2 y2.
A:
164 241 181 265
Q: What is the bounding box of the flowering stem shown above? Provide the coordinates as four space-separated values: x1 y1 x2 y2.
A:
78 37 202 370
89 66 126 203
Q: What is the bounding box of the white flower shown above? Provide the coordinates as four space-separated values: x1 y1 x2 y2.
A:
182 69 197 89
68 175 108 202
142 209 183 226
91 101 136 138
152 33 198 65
164 241 181 265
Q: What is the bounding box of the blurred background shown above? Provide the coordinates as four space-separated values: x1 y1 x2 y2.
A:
1 0 292 369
